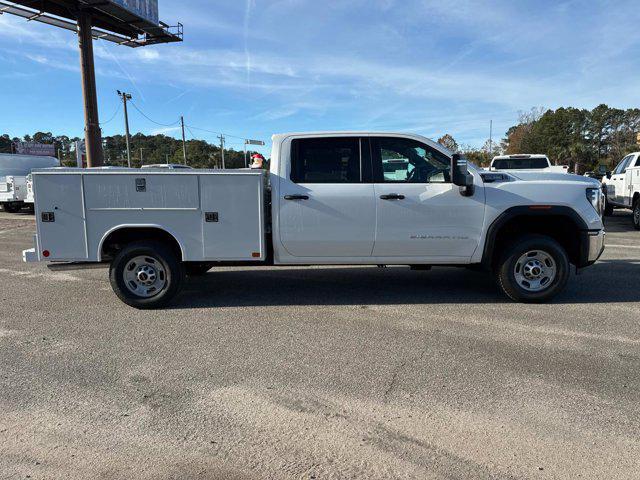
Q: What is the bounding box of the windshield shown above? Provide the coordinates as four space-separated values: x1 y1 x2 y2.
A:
492 158 549 170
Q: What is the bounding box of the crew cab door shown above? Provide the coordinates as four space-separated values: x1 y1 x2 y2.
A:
623 154 639 206
370 136 485 260
608 155 632 205
278 136 376 258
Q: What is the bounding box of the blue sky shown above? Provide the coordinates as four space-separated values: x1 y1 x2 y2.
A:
1 0 639 154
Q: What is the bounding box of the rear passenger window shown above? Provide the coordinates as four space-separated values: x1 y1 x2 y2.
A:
291 138 361 183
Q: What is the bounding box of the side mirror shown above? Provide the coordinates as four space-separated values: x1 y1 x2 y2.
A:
606 171 612 180
452 154 474 197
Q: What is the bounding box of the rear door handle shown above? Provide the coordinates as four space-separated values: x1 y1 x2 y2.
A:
380 194 405 200
284 194 309 200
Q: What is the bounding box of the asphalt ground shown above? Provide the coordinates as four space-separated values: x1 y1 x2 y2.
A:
1 209 639 479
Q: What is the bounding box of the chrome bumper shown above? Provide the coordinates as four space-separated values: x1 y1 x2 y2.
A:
587 230 605 263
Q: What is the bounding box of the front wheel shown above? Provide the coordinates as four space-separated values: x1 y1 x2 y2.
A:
496 235 570 303
109 241 184 309
633 200 640 231
603 196 614 216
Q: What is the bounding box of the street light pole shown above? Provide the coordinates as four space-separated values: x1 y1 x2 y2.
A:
77 10 103 168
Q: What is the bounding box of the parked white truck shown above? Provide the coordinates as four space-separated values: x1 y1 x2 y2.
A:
490 154 569 174
601 152 640 229
23 132 605 308
1 154 59 212
0 175 29 213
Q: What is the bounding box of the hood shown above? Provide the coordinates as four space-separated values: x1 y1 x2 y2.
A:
507 171 600 186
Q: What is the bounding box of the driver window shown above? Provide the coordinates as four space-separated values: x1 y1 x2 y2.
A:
372 137 450 183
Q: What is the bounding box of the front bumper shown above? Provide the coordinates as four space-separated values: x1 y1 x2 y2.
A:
578 229 605 267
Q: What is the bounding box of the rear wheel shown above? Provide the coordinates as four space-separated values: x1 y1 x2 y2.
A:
2 203 20 213
109 241 184 309
633 199 640 230
496 235 570 303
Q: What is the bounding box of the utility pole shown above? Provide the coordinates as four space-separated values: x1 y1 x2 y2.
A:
140 147 144 165
218 134 226 169
78 10 104 167
180 116 188 165
117 90 132 168
488 120 493 156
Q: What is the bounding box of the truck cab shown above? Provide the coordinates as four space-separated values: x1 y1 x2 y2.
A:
601 152 640 229
24 132 606 309
490 154 569 174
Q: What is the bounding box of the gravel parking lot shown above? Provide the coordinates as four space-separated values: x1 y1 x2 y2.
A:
1 210 639 479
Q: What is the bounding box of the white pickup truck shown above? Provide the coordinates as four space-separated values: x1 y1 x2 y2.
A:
490 154 569 174
23 132 605 308
0 175 28 213
601 152 640 229
1 154 59 212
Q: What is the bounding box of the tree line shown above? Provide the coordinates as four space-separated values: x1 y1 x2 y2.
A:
0 132 260 169
4 104 639 173
438 104 640 172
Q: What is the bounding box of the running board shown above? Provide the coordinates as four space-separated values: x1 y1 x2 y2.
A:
47 262 109 272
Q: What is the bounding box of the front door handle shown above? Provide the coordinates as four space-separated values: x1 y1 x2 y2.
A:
284 194 309 200
380 194 405 200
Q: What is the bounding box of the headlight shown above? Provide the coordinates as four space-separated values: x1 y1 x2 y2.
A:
586 187 604 216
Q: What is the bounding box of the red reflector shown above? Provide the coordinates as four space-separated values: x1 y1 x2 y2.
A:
529 205 552 210
42 250 50 258
252 252 261 258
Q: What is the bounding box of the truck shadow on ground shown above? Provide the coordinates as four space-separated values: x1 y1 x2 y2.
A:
175 260 640 309
604 211 637 232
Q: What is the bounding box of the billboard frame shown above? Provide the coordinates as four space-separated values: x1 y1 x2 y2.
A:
0 0 183 167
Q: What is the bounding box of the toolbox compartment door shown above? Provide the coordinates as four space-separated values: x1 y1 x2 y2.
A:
35 174 88 260
201 174 264 260
83 174 199 210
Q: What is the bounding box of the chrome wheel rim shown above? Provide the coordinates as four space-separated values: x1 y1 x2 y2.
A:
634 205 640 225
514 250 557 292
123 255 167 298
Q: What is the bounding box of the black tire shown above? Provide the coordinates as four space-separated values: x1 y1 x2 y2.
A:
633 199 640 231
2 203 20 213
109 241 184 309
184 262 214 276
496 235 570 303
603 196 614 216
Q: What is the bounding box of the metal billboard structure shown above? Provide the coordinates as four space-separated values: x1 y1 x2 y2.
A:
0 1 183 167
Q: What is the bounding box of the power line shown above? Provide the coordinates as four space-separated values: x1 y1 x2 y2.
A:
185 124 246 141
123 101 256 144
129 100 180 127
100 103 121 126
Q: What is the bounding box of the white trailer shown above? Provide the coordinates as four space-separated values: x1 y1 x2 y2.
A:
24 132 605 308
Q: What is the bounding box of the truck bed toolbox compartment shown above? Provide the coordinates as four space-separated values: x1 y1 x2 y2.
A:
31 169 265 263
